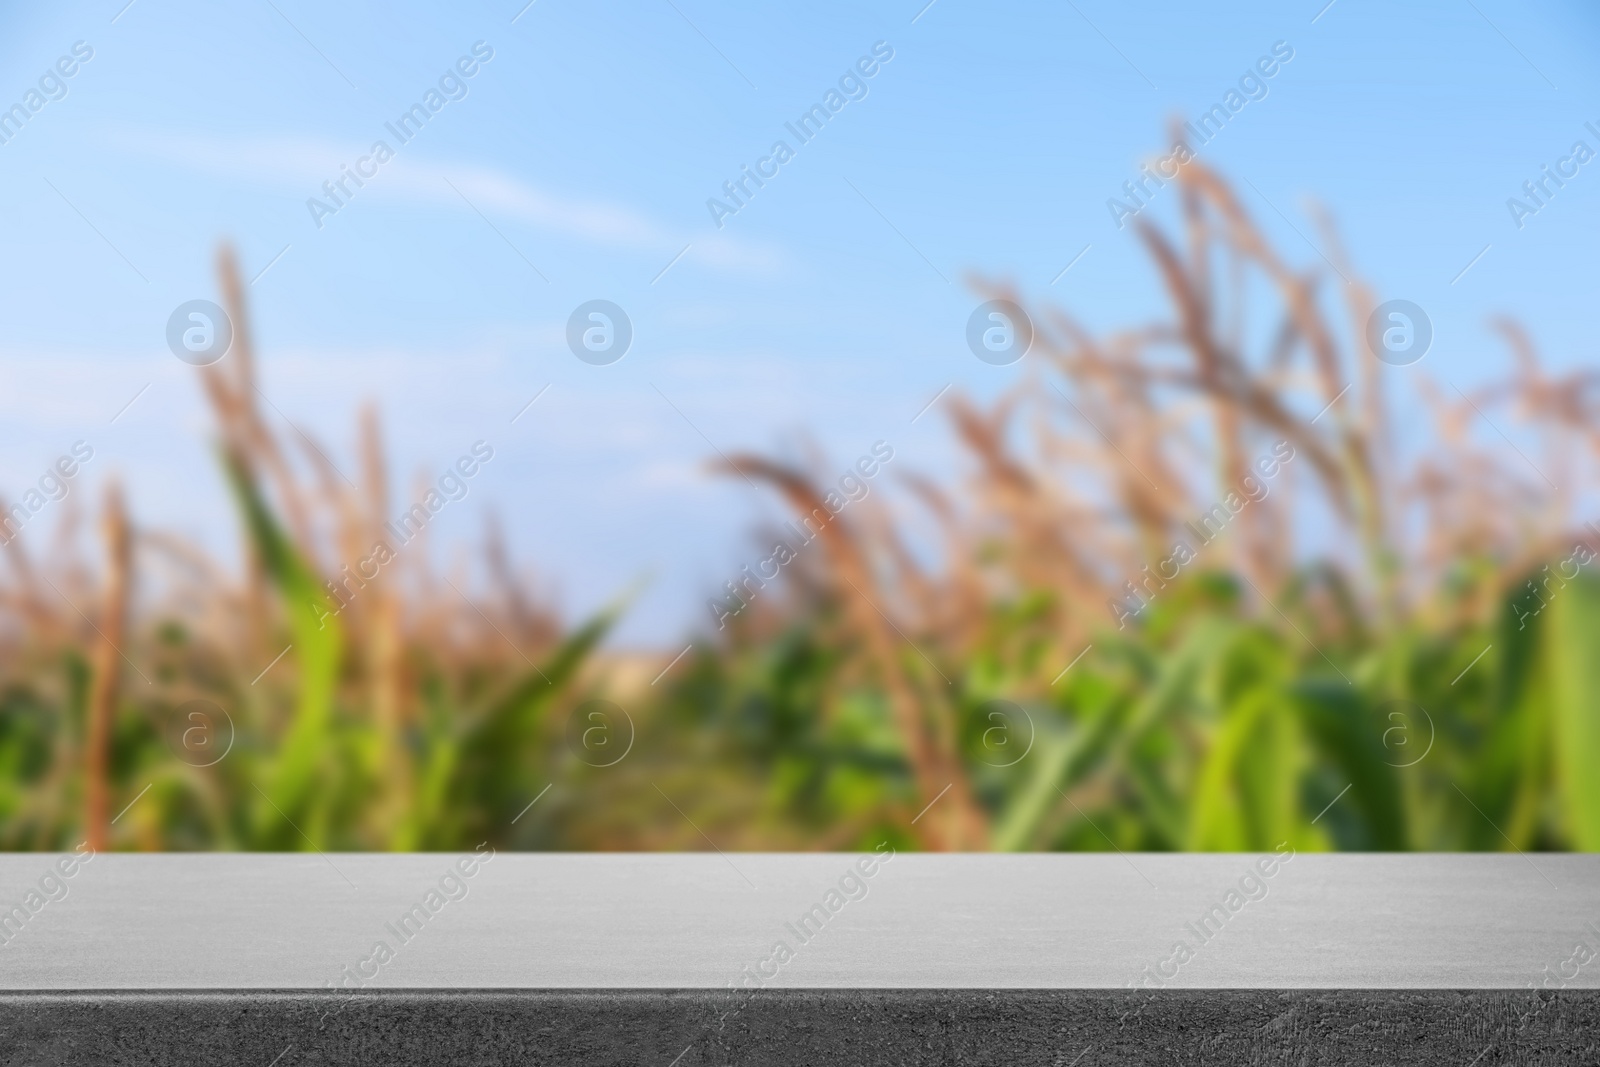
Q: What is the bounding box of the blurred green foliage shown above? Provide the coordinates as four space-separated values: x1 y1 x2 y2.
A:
8 487 1590 854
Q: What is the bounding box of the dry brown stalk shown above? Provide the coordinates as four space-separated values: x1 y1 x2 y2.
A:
84 482 130 851
719 452 988 850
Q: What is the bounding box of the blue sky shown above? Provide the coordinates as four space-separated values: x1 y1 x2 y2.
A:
0 0 1595 645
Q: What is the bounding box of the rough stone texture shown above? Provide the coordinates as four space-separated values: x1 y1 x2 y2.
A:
1 989 1597 1066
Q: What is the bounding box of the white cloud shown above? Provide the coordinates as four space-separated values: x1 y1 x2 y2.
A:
107 130 784 273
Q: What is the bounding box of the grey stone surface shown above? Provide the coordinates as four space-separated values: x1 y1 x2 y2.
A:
0 852 1594 990
1 990 1598 1066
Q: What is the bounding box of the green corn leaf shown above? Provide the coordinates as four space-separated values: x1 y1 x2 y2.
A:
219 451 344 848
1546 570 1600 848
448 607 616 839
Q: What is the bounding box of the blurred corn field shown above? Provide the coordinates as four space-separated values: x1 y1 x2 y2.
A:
3 149 1598 853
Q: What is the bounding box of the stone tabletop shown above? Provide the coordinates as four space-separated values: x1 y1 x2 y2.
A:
0 850 1591 990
